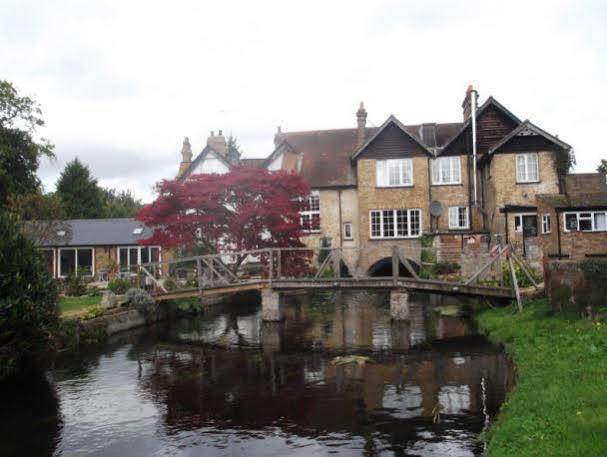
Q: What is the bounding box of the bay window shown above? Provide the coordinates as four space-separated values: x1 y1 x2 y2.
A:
432 156 461 185
448 206 469 229
564 211 607 232
59 247 94 278
300 191 320 232
516 153 539 183
376 159 413 187
370 209 421 239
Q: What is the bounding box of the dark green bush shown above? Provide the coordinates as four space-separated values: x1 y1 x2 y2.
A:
163 277 178 291
86 285 100 297
64 273 87 297
175 298 205 314
108 277 131 294
0 212 59 381
430 261 461 275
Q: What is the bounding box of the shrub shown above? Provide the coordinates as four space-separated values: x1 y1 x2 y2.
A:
86 285 100 297
0 212 59 382
185 278 198 289
125 288 155 317
108 277 131 294
502 261 542 289
64 273 87 297
430 261 461 275
175 298 205 314
163 277 178 291
82 306 104 320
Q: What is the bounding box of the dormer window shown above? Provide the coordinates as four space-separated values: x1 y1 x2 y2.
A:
132 227 144 235
516 153 539 183
376 159 413 187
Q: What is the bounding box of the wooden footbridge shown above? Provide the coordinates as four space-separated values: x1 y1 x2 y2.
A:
133 245 539 316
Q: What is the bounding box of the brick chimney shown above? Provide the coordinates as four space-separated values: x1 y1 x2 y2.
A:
462 85 478 121
177 137 192 178
274 126 282 147
356 102 367 147
207 129 227 156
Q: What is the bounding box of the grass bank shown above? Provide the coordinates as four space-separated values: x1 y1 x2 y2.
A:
477 299 607 456
58 296 101 317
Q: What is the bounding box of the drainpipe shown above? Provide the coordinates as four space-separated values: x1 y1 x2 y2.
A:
471 88 478 207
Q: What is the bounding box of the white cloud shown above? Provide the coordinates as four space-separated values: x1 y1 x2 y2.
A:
2 0 606 202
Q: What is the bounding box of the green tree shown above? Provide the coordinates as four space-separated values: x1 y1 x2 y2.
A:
56 158 103 218
0 80 54 204
0 211 58 382
597 159 607 175
101 188 142 218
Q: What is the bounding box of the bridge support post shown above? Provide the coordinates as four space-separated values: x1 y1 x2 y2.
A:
390 289 410 320
261 288 283 321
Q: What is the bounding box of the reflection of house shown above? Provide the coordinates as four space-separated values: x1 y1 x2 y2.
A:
34 218 172 281
175 87 604 272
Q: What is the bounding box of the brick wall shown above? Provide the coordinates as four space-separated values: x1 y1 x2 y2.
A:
485 151 560 236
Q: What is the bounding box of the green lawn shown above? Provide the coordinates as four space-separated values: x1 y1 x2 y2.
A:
477 299 607 457
59 295 102 316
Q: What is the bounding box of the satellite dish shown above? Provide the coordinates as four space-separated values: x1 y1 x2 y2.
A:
429 201 442 217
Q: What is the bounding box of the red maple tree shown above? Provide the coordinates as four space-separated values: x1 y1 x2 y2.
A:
137 167 314 275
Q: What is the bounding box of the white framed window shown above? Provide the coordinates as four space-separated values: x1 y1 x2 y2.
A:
514 213 537 233
118 246 161 276
343 222 353 240
58 247 94 278
369 209 421 239
432 156 461 185
448 206 469 229
563 211 607 232
376 159 413 187
516 153 539 183
300 191 320 232
542 214 552 234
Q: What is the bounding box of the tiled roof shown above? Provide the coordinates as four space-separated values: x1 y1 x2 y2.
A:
276 122 463 187
537 193 607 209
31 218 153 247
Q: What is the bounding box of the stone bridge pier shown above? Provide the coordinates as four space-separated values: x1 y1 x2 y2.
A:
261 288 284 321
390 289 410 321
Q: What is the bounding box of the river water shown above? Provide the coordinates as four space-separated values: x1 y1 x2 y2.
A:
2 292 514 457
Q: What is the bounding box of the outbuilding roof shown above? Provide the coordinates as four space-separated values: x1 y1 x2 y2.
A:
32 218 153 247
537 192 607 210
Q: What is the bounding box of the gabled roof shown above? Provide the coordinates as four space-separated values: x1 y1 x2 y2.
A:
488 120 571 155
31 218 154 247
262 139 297 168
180 145 232 179
351 115 434 160
439 96 522 154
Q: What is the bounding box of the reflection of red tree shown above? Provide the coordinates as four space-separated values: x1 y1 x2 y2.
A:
137 167 313 276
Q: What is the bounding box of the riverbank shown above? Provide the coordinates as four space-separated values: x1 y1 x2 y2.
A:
476 298 607 456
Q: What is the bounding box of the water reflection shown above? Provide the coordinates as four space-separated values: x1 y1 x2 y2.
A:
3 292 514 457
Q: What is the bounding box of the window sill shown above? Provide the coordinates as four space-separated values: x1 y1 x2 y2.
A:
516 180 541 185
432 182 463 187
448 227 470 231
369 236 421 241
376 185 414 189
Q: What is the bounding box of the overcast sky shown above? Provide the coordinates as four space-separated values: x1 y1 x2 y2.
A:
2 0 606 202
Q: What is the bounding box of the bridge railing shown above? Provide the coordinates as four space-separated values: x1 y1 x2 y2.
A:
137 241 533 298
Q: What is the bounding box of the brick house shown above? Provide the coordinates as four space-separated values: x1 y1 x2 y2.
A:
177 87 599 274
536 174 607 260
33 218 173 282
